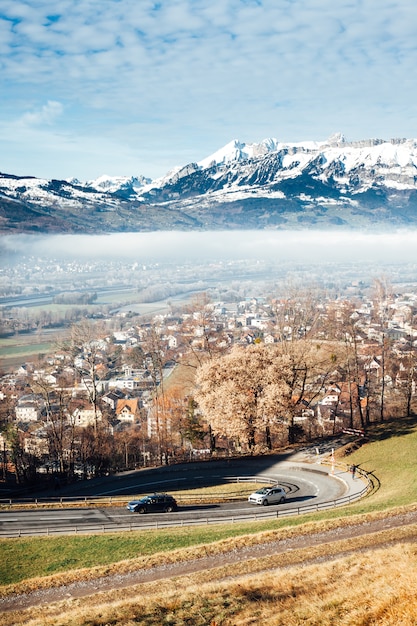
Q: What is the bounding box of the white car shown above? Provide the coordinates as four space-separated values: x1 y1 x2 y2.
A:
248 485 286 506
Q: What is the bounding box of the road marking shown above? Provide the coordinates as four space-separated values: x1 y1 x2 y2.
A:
38 516 91 521
96 477 188 496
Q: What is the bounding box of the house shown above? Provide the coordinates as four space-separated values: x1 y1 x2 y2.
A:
113 331 130 345
33 371 58 386
320 391 339 406
16 364 33 378
122 365 143 378
108 378 140 391
166 335 178 349
116 398 140 423
250 317 269 330
71 405 103 428
395 360 416 392
15 398 42 423
102 389 126 410
95 363 107 379
23 428 49 456
364 356 382 378
391 305 412 327
366 326 384 342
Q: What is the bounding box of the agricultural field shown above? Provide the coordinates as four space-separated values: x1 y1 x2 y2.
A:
0 295 191 373
0 333 65 371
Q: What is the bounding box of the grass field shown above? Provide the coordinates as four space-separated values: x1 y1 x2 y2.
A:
0 341 56 371
0 295 189 372
1 418 417 625
0 340 53 358
0 332 65 371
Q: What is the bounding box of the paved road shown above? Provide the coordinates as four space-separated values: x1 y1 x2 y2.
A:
0 449 367 537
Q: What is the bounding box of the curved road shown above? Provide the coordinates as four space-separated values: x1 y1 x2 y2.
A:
0 451 364 537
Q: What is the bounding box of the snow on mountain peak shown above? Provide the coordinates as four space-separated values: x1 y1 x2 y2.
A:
326 132 346 145
84 174 151 193
198 137 280 169
197 134 351 171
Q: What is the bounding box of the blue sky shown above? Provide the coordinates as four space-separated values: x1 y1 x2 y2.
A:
1 0 417 181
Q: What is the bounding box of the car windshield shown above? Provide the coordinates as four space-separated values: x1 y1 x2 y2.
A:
255 487 269 494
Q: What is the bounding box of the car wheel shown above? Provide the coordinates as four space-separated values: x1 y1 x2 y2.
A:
164 505 173 513
137 506 146 514
280 496 285 503
262 499 269 506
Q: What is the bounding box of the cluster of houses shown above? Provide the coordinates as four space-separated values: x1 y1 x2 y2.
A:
2 289 417 474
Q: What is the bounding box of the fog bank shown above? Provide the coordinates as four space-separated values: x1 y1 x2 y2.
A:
2 230 417 264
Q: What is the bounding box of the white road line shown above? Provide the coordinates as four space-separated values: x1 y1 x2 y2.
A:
38 516 90 521
96 477 188 496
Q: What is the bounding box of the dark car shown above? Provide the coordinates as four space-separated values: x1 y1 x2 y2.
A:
126 493 178 514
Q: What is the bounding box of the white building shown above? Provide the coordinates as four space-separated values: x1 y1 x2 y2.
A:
15 402 41 423
71 407 103 428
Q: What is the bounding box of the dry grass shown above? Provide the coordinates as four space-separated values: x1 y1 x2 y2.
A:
163 354 199 394
2 531 417 625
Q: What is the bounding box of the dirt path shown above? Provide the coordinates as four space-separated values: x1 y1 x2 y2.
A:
2 509 417 613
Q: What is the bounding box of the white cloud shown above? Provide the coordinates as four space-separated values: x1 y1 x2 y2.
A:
1 0 417 179
19 100 64 127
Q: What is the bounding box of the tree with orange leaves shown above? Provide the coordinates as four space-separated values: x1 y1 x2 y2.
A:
195 341 332 451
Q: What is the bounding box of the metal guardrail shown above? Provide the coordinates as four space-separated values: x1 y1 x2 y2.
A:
0 476 274 509
3 492 372 538
0 466 374 537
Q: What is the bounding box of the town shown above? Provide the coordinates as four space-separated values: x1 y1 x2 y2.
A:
2 254 417 491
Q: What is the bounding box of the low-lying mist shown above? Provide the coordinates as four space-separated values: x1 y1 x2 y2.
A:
2 230 417 264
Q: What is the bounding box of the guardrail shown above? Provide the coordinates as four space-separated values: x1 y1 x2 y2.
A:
0 476 275 509
0 465 374 537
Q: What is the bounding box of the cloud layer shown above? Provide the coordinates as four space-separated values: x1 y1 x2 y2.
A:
1 0 417 179
3 230 417 265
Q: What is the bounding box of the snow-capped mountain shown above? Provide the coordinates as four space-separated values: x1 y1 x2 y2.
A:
154 134 417 195
2 135 417 233
82 174 152 194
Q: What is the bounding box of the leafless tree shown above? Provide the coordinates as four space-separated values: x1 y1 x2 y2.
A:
372 276 394 422
62 320 108 435
30 374 76 477
180 292 230 367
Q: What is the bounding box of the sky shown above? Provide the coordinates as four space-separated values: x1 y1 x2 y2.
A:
1 0 417 182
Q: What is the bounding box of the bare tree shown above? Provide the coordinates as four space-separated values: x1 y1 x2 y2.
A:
372 276 393 422
3 425 37 485
63 320 108 435
30 374 76 477
142 325 166 463
269 285 323 343
180 292 230 367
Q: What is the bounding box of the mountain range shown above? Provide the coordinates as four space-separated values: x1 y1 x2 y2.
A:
2 133 417 234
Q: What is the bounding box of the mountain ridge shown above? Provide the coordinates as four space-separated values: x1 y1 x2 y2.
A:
2 135 417 233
